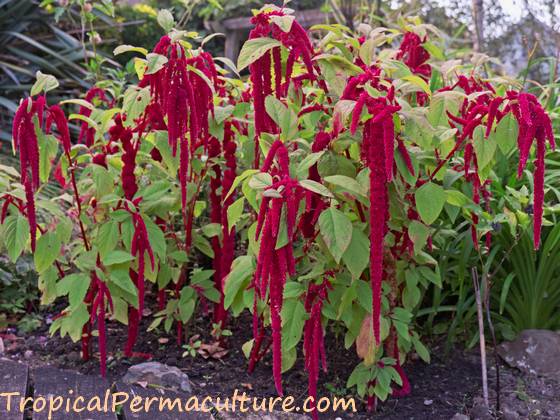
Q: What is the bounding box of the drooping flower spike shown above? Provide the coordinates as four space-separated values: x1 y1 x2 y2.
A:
252 140 307 396
343 70 401 344
12 96 44 251
303 274 333 420
396 31 432 105
248 8 322 166
503 91 555 248
77 87 110 147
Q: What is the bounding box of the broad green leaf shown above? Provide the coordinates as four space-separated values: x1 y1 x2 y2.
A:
296 151 325 179
494 113 518 155
412 335 430 362
227 197 245 230
157 9 175 32
270 15 294 33
113 45 148 56
265 96 298 141
144 217 166 260
403 284 421 309
3 214 30 262
31 71 59 96
324 175 368 198
237 37 282 71
145 53 168 75
281 346 297 373
224 256 255 309
96 220 118 259
402 74 431 95
473 126 496 170
299 179 334 198
415 182 445 224
103 250 134 265
281 299 307 350
122 86 150 126
319 208 353 263
193 234 214 258
445 190 472 207
225 169 259 200
37 133 58 183
248 172 273 190
56 273 90 310
60 303 89 342
342 227 370 278
408 220 429 254
34 232 61 274
110 268 139 301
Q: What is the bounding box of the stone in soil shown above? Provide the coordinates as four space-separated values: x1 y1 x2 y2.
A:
122 361 193 393
497 329 560 378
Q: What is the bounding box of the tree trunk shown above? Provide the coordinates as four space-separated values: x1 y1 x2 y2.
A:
471 0 485 52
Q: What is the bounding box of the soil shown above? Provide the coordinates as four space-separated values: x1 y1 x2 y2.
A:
2 296 560 419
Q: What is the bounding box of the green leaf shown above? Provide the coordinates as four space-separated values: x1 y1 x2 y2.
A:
269 15 294 33
225 169 259 200
227 197 245 230
60 303 89 342
445 190 472 207
56 273 90 310
296 151 325 179
144 217 166 260
299 179 334 198
281 346 297 373
145 53 168 75
324 175 368 198
122 86 150 125
96 220 118 259
415 182 445 224
193 234 214 258
34 232 61 274
248 173 273 190
103 250 134 266
281 299 307 351
408 220 429 254
110 268 139 301
264 96 298 141
319 208 353 263
31 71 59 96
342 227 370 278
403 284 421 309
37 133 58 183
412 335 430 362
157 9 175 32
473 126 497 170
283 282 305 299
499 273 515 315
3 214 30 262
402 74 431 95
237 37 282 71
494 113 518 155
113 45 148 56
224 256 255 309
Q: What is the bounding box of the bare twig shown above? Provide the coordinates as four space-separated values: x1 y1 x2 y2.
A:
472 267 489 407
482 270 501 413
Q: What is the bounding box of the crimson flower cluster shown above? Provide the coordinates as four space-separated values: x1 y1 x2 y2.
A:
253 140 305 395
12 96 45 251
344 68 401 344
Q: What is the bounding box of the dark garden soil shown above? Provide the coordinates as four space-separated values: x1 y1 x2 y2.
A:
2 295 559 419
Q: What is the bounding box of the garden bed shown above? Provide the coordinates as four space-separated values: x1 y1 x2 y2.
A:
2 298 484 419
